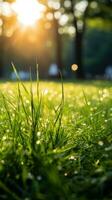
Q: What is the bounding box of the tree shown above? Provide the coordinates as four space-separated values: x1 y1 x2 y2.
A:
0 0 5 77
40 0 112 79
62 0 112 78
39 0 64 74
0 0 15 77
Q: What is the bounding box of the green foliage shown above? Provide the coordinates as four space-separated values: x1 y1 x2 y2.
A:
0 75 112 199
84 28 112 75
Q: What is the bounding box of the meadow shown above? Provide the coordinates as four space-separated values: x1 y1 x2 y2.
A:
0 79 112 200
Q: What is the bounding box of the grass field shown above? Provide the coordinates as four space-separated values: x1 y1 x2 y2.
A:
0 80 112 200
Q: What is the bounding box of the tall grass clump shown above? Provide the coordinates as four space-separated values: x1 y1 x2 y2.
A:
0 66 112 200
0 65 69 200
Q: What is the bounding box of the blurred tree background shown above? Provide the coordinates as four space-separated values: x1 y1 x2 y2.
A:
0 0 112 79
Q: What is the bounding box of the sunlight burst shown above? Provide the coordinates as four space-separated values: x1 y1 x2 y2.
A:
12 0 45 27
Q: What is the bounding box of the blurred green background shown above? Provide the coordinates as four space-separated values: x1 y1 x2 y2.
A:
0 0 112 79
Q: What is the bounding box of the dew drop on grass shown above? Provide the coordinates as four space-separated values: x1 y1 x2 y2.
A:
100 97 103 101
2 136 7 141
37 131 41 137
69 156 76 160
43 89 49 95
1 160 5 164
82 123 86 126
87 101 91 105
25 100 30 104
98 141 104 146
36 140 41 145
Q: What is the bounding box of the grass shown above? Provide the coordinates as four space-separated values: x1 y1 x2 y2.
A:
0 78 112 200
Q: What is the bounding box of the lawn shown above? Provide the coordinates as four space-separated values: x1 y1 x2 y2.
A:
0 80 112 200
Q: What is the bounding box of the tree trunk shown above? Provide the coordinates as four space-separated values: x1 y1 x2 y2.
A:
75 31 85 79
0 17 5 78
53 18 63 73
0 36 4 77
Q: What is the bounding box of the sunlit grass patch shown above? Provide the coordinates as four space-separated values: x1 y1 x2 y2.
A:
0 80 112 200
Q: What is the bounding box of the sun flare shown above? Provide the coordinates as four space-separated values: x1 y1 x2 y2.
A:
11 0 45 27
